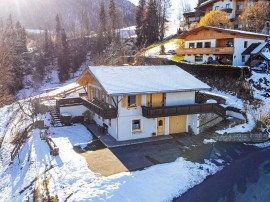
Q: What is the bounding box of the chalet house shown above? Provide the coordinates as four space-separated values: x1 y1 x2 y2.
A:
176 26 269 66
57 65 227 141
183 0 266 29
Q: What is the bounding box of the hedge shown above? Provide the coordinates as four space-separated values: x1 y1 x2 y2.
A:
168 60 251 78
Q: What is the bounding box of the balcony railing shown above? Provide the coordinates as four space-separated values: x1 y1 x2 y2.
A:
221 8 233 13
57 97 117 119
81 98 117 119
142 103 226 118
177 47 234 55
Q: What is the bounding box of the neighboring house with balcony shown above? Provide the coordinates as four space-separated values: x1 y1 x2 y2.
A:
57 65 227 141
176 26 269 66
183 0 265 29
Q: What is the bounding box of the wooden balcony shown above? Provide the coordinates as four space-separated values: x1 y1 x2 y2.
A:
221 8 233 13
142 103 226 118
177 47 234 55
81 98 117 119
57 97 117 119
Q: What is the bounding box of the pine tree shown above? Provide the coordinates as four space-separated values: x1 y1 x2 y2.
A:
144 0 159 46
55 14 61 48
97 1 107 52
58 29 69 82
135 0 146 47
109 0 117 40
15 21 27 54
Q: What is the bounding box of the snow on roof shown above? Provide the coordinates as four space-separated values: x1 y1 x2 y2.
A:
260 52 270 60
197 0 217 8
251 42 268 55
88 65 210 95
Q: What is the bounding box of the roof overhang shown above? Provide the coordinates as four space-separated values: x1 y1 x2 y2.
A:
177 26 269 40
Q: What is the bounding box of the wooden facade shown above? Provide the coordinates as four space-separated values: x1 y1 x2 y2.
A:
178 28 267 41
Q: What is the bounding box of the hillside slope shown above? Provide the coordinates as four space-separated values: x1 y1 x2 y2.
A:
0 0 136 30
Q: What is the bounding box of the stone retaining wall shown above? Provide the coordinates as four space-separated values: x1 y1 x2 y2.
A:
214 132 269 143
198 113 224 133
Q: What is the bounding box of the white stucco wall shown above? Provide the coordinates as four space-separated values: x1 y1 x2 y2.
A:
184 54 216 64
187 114 199 135
166 92 195 106
117 116 156 141
213 0 236 19
59 105 88 117
233 38 265 66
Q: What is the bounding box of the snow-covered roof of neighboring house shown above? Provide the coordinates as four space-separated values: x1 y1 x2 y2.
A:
258 52 270 60
84 65 210 96
196 0 219 8
251 42 269 55
178 26 270 39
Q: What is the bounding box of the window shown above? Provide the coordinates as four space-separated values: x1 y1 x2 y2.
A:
108 119 111 127
242 56 245 62
226 4 230 9
236 14 241 19
244 41 248 48
197 42 203 48
227 41 233 47
158 120 163 126
128 95 136 107
237 5 243 10
205 42 211 48
189 43 195 48
132 119 141 131
195 55 203 62
215 6 219 10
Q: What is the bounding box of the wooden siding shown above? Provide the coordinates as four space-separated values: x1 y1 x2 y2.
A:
147 94 151 106
136 95 142 106
169 115 186 134
122 96 128 108
179 29 266 41
177 47 234 55
152 94 163 107
77 70 100 87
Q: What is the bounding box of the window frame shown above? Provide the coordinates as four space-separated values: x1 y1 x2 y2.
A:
244 41 248 48
128 95 136 107
195 55 203 62
132 119 142 132
242 55 245 62
204 42 211 48
189 43 195 48
197 42 203 48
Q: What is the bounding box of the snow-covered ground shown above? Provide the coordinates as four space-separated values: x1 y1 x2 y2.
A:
0 112 222 201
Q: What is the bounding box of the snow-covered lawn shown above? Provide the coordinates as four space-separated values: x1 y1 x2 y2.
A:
145 39 180 57
0 122 222 201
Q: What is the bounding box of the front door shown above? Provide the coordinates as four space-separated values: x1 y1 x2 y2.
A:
169 115 187 134
157 117 165 135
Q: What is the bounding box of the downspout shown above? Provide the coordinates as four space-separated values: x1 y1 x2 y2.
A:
113 96 123 141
